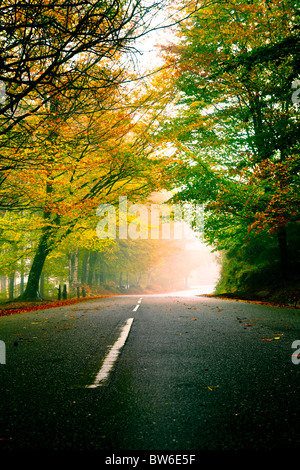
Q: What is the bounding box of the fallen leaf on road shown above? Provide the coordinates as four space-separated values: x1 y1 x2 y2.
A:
203 385 219 391
260 338 273 341
190 318 197 321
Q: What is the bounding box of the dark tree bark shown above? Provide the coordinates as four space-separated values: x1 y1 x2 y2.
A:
20 259 25 295
9 271 15 301
39 271 45 298
19 227 53 300
81 251 90 285
277 226 289 282
87 251 98 287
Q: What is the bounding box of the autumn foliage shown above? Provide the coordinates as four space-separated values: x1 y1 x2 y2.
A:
0 0 299 303
0 0 177 301
0 296 115 317
154 0 300 295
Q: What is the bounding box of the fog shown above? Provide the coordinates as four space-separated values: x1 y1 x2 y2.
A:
135 192 220 296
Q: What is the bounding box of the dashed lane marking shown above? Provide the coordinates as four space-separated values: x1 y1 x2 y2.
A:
87 317 134 388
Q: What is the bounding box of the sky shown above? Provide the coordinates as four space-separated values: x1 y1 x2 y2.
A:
131 2 177 74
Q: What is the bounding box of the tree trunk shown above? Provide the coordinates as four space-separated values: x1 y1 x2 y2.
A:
62 284 67 299
0 276 6 297
68 253 74 289
69 248 79 296
40 271 45 298
277 226 289 282
9 271 15 301
20 259 24 295
19 177 64 301
19 228 52 300
87 251 97 287
81 251 90 284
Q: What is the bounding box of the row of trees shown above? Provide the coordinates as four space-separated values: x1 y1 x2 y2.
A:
0 0 210 302
0 0 174 300
0 239 209 301
153 0 300 296
3 0 297 301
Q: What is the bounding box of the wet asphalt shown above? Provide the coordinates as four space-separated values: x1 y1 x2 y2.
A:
0 293 299 458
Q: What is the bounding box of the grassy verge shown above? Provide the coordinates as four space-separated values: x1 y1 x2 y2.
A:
204 287 300 309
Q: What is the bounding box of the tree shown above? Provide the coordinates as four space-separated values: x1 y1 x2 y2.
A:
0 0 166 132
2 58 173 300
0 0 215 301
156 0 300 289
0 0 172 209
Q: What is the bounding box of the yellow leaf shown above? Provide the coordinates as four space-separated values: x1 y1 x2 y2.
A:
204 385 219 391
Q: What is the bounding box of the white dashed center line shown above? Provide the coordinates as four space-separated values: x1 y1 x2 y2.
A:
87 317 134 388
133 297 142 311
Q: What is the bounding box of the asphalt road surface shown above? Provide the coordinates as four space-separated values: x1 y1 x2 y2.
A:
0 292 299 456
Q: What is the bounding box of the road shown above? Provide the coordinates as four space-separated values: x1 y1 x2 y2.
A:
0 292 299 456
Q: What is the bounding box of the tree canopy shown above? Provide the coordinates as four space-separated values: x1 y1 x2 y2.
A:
154 0 300 295
0 0 181 300
1 0 299 303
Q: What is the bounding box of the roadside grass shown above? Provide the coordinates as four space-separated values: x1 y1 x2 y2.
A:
205 288 300 309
